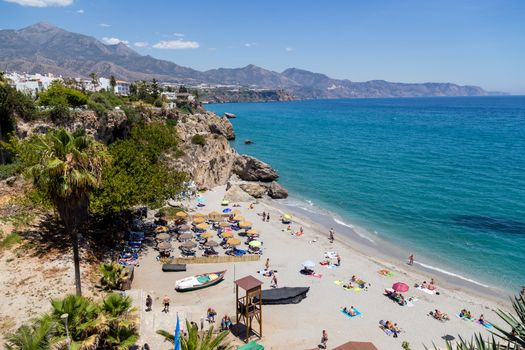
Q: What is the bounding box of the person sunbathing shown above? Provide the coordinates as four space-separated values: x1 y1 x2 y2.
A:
343 282 354 289
432 309 449 321
351 275 358 282
478 314 486 325
460 309 472 318
343 306 357 316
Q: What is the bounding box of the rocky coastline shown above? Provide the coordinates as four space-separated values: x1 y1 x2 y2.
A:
12 107 288 200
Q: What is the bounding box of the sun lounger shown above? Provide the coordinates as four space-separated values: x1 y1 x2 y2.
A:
162 264 187 272
340 308 361 318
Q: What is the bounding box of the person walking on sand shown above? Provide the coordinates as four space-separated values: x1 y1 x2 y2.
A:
145 294 152 312
329 228 334 243
162 295 170 313
408 254 414 265
266 213 270 222
336 254 341 266
320 330 328 349
271 273 278 288
262 211 266 221
265 258 270 270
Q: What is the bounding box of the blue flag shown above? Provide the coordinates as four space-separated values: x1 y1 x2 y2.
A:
174 314 181 350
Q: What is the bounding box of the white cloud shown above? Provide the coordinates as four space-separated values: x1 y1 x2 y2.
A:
173 33 184 37
4 0 72 6
152 39 199 50
285 47 293 52
134 41 149 48
102 37 129 45
99 23 111 27
75 8 83 13
244 42 256 47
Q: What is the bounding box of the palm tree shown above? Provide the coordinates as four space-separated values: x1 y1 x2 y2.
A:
50 294 104 349
5 315 55 350
89 72 99 91
157 321 231 350
99 262 129 291
100 293 139 350
21 129 111 295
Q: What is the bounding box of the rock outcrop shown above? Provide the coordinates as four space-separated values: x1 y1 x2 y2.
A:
232 155 278 182
16 110 130 144
267 181 288 199
239 183 267 198
208 117 235 140
224 184 254 202
169 111 238 189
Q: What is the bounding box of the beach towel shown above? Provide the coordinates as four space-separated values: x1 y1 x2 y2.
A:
327 264 338 269
334 280 344 285
340 308 362 318
378 269 394 277
456 314 474 321
325 251 338 259
476 320 493 329
416 286 437 294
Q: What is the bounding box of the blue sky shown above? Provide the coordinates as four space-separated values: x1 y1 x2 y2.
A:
1 0 524 93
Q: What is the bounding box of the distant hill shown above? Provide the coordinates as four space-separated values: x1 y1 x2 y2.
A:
0 22 502 99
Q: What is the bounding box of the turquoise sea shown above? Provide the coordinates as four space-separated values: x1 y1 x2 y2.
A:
206 97 525 295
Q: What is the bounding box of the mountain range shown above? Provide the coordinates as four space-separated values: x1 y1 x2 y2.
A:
0 22 501 99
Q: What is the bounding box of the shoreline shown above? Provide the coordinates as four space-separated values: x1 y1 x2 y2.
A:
271 194 511 305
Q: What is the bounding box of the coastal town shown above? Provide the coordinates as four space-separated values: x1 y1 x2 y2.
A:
1 1 525 349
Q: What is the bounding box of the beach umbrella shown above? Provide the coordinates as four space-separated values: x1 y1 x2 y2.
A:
204 240 219 248
221 199 229 206
392 282 409 293
155 226 169 233
233 215 244 221
248 240 262 247
246 229 258 236
176 211 188 218
231 209 241 215
179 233 193 241
201 231 214 239
197 197 205 203
193 217 205 224
178 224 191 232
227 238 241 246
222 208 232 213
157 241 172 250
222 231 233 238
283 214 292 220
208 211 222 221
180 241 196 249
155 233 170 241
193 212 205 217
196 223 208 230
239 221 252 228
302 260 316 268
219 222 230 228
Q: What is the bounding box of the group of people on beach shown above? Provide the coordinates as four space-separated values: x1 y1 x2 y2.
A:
261 211 270 222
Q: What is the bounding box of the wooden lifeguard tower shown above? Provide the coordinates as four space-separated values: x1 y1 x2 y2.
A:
234 275 263 342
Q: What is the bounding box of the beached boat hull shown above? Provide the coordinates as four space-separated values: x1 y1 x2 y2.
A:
175 270 226 292
254 287 310 304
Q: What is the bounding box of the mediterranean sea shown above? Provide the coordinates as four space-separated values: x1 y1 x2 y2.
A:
207 96 525 295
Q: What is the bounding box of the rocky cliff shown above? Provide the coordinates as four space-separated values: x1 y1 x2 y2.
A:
13 107 287 199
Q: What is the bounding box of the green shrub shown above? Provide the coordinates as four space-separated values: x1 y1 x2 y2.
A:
166 119 177 127
191 134 206 146
0 161 21 179
0 232 22 249
38 81 87 107
87 99 107 116
153 98 163 107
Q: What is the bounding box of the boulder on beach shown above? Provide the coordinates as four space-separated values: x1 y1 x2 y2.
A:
232 155 278 182
240 183 267 198
224 184 254 202
268 181 288 199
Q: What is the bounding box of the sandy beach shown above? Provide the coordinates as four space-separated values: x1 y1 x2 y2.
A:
130 185 510 350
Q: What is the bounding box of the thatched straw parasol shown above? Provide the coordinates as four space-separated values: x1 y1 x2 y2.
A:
178 224 191 232
246 229 258 236
180 241 196 249
196 223 208 230
157 241 172 250
193 217 205 224
155 226 169 233
238 221 252 228
176 211 188 218
204 240 219 248
179 233 193 241
231 209 241 215
233 215 244 221
155 233 170 241
222 231 233 238
219 222 230 228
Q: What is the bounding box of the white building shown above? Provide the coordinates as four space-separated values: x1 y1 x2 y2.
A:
114 80 130 96
6 72 60 97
